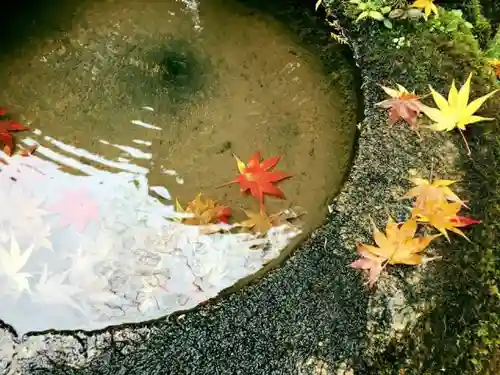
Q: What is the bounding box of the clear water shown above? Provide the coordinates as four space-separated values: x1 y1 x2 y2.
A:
0 0 356 336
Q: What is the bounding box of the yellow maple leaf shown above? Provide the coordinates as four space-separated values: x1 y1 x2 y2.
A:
420 73 498 154
352 217 440 286
412 200 469 241
176 193 231 225
422 73 498 132
401 177 466 209
239 207 305 235
411 0 439 21
239 210 277 234
360 217 439 265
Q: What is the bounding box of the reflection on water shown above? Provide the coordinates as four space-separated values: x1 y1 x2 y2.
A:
0 0 357 336
0 142 297 335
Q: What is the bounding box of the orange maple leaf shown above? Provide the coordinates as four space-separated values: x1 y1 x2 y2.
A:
351 217 439 287
222 151 291 213
376 84 423 128
411 200 480 241
176 193 231 225
401 177 467 210
488 59 500 79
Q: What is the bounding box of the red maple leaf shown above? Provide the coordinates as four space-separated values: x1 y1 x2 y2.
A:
221 151 291 213
0 120 27 133
0 133 14 154
212 206 231 224
450 216 481 227
0 109 29 156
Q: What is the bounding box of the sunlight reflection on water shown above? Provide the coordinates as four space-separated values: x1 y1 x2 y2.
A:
0 0 358 343
0 112 300 335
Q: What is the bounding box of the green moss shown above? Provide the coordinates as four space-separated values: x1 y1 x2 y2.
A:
486 28 500 58
469 0 493 47
324 1 500 374
348 8 492 92
478 0 500 29
433 0 493 47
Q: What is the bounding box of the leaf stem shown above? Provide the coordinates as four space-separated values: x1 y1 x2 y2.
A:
429 157 434 181
458 128 471 156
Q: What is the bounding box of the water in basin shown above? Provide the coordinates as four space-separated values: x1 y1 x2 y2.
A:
0 0 357 335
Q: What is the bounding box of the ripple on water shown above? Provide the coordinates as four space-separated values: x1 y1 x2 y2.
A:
0 0 357 335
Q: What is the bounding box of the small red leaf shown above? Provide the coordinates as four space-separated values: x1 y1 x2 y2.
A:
450 216 481 227
0 120 29 133
0 132 14 153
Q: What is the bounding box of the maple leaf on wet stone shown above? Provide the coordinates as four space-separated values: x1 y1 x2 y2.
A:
401 177 466 210
376 84 423 128
221 151 291 213
351 217 439 287
411 200 480 241
401 175 480 241
47 187 100 232
420 73 498 154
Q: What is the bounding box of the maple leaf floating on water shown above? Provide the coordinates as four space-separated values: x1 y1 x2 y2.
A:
222 151 291 213
411 200 480 242
401 177 466 210
376 84 423 128
176 193 231 225
420 73 498 155
47 187 100 232
351 217 440 287
240 211 279 234
0 108 29 156
239 207 305 235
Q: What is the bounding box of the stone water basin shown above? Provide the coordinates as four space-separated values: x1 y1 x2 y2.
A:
0 0 358 335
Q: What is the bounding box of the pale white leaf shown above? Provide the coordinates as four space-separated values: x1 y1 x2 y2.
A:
0 235 34 294
32 264 84 313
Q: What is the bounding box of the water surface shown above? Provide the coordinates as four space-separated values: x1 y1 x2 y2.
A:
0 0 357 335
